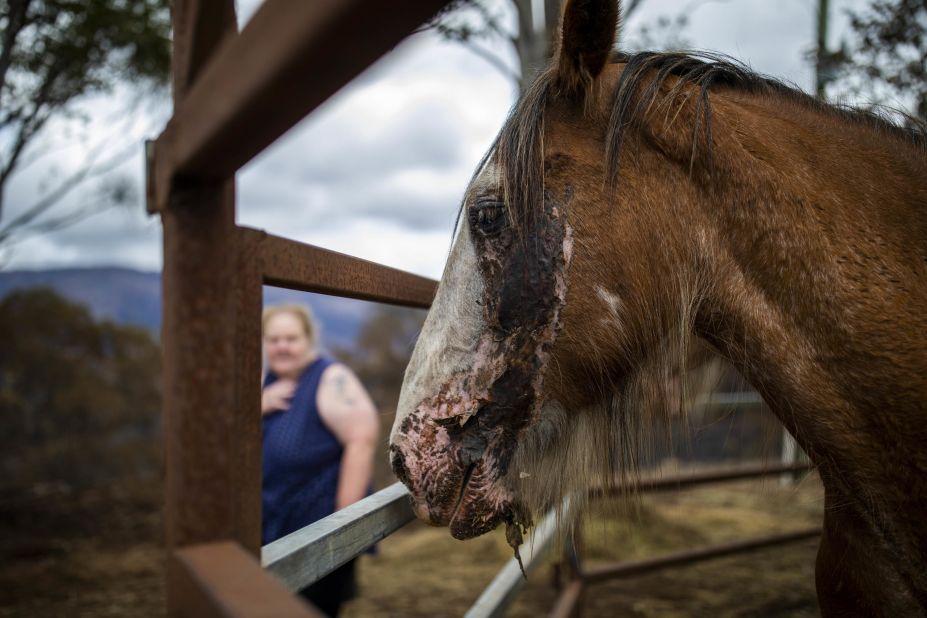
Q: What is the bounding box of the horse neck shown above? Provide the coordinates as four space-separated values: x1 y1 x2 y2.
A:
685 90 927 576
681 92 927 607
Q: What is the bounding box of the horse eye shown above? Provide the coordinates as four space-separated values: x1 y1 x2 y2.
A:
469 201 505 236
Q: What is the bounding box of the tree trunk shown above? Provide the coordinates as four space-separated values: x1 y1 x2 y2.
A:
514 0 561 92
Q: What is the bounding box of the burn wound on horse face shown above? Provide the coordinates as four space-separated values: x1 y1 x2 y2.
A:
393 184 574 542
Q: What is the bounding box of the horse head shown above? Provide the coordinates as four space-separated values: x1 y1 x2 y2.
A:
387 0 927 613
388 0 689 541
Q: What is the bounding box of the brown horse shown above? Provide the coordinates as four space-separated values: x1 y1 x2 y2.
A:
389 0 927 614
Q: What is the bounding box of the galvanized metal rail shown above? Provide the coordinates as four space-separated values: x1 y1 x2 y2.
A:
263 483 415 591
465 499 572 618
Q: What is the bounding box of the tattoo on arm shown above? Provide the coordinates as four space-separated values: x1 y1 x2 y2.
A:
333 372 357 406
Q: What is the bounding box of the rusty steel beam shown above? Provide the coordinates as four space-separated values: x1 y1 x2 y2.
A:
581 528 821 584
152 0 453 211
548 581 584 618
163 0 246 600
241 227 437 309
593 461 813 498
171 0 237 99
232 228 265 555
162 2 273 614
162 179 243 598
170 542 322 617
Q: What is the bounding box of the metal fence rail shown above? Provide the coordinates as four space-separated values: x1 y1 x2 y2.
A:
465 499 572 618
240 227 436 307
263 483 415 591
549 461 817 618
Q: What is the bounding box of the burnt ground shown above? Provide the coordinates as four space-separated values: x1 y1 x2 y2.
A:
0 477 164 617
0 471 822 617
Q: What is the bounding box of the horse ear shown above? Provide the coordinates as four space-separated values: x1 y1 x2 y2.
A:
554 0 620 98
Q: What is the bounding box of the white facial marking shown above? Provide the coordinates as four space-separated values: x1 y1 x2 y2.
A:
392 160 501 445
596 285 624 329
466 158 501 202
390 156 576 539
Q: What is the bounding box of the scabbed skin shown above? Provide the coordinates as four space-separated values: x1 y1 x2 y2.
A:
391 186 574 541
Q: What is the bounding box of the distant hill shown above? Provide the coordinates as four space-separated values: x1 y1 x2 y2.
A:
0 267 374 351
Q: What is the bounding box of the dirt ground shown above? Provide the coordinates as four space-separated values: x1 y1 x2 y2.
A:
0 470 823 617
0 477 164 617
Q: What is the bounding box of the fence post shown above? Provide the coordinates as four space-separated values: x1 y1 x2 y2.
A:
161 1 265 612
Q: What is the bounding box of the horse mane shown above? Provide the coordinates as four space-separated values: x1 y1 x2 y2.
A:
496 50 927 236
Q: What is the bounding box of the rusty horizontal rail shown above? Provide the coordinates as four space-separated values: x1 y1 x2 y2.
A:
609 461 812 496
548 461 815 616
581 527 821 584
241 227 437 308
548 580 584 618
172 541 321 617
151 0 452 211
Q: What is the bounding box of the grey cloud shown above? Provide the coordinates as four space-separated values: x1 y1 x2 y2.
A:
239 94 480 236
239 165 463 235
293 99 469 185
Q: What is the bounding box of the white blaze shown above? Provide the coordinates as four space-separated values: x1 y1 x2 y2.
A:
391 161 500 444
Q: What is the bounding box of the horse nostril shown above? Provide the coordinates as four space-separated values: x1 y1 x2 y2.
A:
390 445 412 486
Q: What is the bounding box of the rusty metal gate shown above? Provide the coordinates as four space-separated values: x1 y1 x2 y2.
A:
150 2 819 615
148 2 450 614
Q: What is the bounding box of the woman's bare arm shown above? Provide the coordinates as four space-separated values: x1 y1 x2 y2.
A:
316 364 380 510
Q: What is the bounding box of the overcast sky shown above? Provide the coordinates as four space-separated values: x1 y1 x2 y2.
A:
3 0 872 279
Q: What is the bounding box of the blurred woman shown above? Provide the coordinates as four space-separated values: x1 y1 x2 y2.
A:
261 304 379 617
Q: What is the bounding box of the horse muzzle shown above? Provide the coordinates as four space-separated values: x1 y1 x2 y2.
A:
389 426 513 539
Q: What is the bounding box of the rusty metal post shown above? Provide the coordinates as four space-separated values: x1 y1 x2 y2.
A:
161 1 263 612
233 228 265 554
549 580 584 618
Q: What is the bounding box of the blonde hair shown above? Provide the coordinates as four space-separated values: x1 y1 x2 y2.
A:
262 304 319 348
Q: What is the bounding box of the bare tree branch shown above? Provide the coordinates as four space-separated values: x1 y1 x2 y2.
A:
11 95 142 179
0 140 137 245
0 0 170 250
0 59 66 219
0 0 33 106
458 39 521 82
625 0 647 18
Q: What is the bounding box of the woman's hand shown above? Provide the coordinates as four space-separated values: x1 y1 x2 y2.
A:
261 379 296 415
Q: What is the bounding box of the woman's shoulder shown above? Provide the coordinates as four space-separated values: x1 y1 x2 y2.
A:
317 359 357 385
